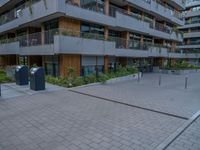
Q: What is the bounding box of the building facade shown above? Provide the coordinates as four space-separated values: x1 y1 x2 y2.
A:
178 0 200 65
0 0 198 77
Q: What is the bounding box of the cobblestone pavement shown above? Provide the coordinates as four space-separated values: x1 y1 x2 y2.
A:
72 73 200 118
0 89 185 150
166 116 200 150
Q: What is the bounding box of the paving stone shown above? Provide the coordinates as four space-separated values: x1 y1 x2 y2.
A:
166 117 200 150
72 73 200 118
1 74 200 150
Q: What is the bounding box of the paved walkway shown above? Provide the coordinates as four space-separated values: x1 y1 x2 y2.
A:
0 73 199 150
166 116 200 150
72 73 200 119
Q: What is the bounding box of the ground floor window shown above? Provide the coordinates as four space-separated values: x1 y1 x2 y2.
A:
81 55 104 76
18 56 28 66
81 65 104 76
44 56 59 77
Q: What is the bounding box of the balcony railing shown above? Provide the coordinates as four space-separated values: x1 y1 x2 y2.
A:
0 28 171 51
152 0 183 20
0 0 42 26
155 22 172 34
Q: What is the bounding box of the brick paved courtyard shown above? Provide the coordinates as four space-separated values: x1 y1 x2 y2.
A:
0 73 200 150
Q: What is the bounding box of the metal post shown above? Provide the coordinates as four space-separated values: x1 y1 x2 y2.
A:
185 76 188 89
137 72 140 82
159 75 161 86
0 84 1 97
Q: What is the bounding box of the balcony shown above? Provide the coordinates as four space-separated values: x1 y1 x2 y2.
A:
0 28 199 58
126 0 184 25
169 51 200 58
0 0 65 33
183 32 200 38
185 10 200 18
0 0 9 7
177 44 200 49
186 0 200 8
0 41 19 54
66 2 182 42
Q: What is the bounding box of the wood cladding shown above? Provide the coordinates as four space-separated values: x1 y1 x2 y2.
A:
104 56 109 73
59 17 80 33
60 54 81 77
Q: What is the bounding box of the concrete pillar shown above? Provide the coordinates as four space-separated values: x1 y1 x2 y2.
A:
122 32 130 48
104 26 109 40
104 0 109 15
104 56 109 73
41 24 45 45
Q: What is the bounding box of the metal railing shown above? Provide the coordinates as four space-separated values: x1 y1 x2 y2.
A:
0 28 171 52
0 0 42 26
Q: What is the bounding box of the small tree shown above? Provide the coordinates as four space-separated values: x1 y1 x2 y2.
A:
67 67 76 87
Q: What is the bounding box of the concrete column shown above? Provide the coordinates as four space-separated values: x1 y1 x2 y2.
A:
41 24 45 45
141 35 144 49
152 37 155 45
153 18 156 28
104 0 109 15
122 32 130 49
104 26 109 40
141 12 144 21
104 56 109 73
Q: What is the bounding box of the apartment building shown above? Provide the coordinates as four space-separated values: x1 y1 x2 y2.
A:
178 0 200 65
0 0 196 77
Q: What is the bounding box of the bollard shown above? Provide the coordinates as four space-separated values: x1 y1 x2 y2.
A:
185 76 188 89
159 75 161 86
137 72 140 82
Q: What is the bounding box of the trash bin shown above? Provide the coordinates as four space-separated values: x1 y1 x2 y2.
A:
15 65 29 85
30 67 45 91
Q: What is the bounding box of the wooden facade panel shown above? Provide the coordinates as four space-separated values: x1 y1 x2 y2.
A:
59 17 80 34
60 54 81 77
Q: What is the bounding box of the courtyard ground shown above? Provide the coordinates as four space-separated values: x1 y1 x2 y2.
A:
0 73 199 150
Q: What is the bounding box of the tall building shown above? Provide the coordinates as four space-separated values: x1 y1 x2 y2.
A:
0 0 198 77
178 0 200 65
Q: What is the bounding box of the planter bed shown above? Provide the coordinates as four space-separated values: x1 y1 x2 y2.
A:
105 73 141 84
162 69 200 75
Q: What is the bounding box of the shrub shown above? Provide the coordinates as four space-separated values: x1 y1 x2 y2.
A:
99 74 109 84
72 77 85 87
84 74 97 84
0 69 12 83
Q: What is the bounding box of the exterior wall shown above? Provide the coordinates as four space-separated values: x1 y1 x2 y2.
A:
59 54 81 77
0 55 17 66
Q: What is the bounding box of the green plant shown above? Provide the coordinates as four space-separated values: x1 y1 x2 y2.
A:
99 74 109 84
32 63 38 68
0 69 12 83
72 77 85 86
67 67 76 87
84 74 97 84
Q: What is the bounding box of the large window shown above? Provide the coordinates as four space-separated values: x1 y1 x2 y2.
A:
44 19 58 44
81 23 104 39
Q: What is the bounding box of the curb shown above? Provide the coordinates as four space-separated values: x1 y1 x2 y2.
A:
155 110 200 150
69 73 141 90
